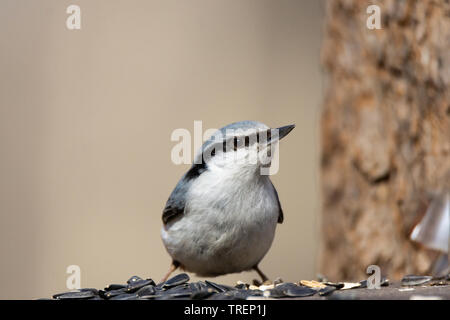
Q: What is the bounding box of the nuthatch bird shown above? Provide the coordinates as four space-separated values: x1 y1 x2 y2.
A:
160 121 295 282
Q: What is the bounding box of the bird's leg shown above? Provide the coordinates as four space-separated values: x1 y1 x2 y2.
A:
253 265 269 283
160 260 180 283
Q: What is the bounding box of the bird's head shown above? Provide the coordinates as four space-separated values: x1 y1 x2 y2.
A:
194 121 295 177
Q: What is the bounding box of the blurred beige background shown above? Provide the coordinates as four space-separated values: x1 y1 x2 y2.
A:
0 0 324 299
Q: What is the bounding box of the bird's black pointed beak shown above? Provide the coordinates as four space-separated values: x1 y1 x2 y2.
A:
275 124 295 141
261 124 295 146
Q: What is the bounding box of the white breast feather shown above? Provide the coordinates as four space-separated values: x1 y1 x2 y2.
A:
161 166 279 276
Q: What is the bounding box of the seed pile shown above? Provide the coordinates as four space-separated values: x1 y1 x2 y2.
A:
49 273 394 300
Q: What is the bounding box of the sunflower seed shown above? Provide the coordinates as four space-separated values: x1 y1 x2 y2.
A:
318 286 336 296
234 283 247 290
340 282 362 290
205 280 225 293
268 282 318 298
274 282 298 291
259 284 274 291
163 284 191 296
53 289 98 300
323 282 344 289
300 280 327 289
285 286 316 297
266 288 286 298
136 285 156 296
189 281 209 292
102 288 127 299
127 275 143 284
126 279 155 293
104 284 126 291
163 273 190 288
401 275 433 286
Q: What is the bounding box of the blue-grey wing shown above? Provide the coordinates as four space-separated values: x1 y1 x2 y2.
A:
162 179 189 225
270 180 284 224
162 163 207 225
162 204 184 226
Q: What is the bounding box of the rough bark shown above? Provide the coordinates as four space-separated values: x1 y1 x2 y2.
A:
320 0 450 281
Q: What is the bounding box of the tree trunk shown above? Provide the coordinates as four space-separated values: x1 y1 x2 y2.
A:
319 0 450 281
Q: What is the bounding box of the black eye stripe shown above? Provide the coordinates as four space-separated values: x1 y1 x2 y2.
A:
215 134 258 155
255 130 271 142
